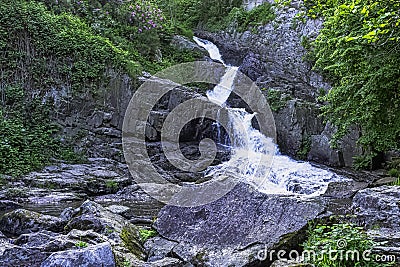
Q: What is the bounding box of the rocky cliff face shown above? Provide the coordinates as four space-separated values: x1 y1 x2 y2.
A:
197 0 362 167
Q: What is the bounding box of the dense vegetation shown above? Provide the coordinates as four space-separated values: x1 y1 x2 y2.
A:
303 0 400 168
0 0 199 176
156 0 274 33
303 222 389 267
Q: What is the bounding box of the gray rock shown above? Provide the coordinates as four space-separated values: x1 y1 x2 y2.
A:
308 124 362 167
353 186 400 230
13 231 76 252
66 200 128 234
0 209 64 236
140 257 185 267
372 177 399 187
323 180 368 198
274 100 324 159
60 207 80 222
106 205 130 215
144 236 178 262
171 35 207 54
40 242 116 267
17 159 132 199
155 183 325 266
0 239 48 267
368 228 400 248
65 200 145 259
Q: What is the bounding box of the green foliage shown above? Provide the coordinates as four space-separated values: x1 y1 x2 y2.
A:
352 153 376 171
122 259 131 267
105 180 118 191
388 167 400 185
0 85 88 177
138 228 158 242
266 89 290 111
0 175 6 186
298 134 312 160
156 0 242 32
0 86 55 176
303 0 400 158
226 2 276 32
392 177 400 186
388 168 399 177
159 0 275 33
75 240 88 248
303 223 379 267
0 0 205 177
0 0 132 92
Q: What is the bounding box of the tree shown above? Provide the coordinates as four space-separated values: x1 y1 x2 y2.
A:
305 0 400 164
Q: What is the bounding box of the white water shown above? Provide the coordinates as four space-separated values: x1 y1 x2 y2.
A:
193 36 346 195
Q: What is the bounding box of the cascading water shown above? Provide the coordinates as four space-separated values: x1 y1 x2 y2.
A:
193 36 345 195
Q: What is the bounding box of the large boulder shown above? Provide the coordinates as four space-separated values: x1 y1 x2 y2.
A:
0 239 48 267
0 209 64 236
352 186 400 262
154 183 325 266
352 186 400 230
40 242 116 267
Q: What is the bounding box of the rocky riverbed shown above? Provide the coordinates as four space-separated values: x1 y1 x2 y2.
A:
0 155 399 266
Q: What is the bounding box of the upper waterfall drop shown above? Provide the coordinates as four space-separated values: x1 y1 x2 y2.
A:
193 36 225 65
193 36 347 196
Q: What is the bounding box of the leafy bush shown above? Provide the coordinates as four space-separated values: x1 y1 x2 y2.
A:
303 0 400 158
0 85 86 177
388 168 399 177
226 2 275 32
303 223 380 267
156 0 242 32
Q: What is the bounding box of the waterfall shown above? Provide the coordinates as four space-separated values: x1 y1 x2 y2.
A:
193 36 345 195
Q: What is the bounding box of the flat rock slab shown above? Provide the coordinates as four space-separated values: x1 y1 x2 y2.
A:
353 186 400 229
155 183 325 266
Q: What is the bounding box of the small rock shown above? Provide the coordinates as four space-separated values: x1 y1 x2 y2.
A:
60 207 80 222
106 205 130 215
372 177 398 187
144 236 178 262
